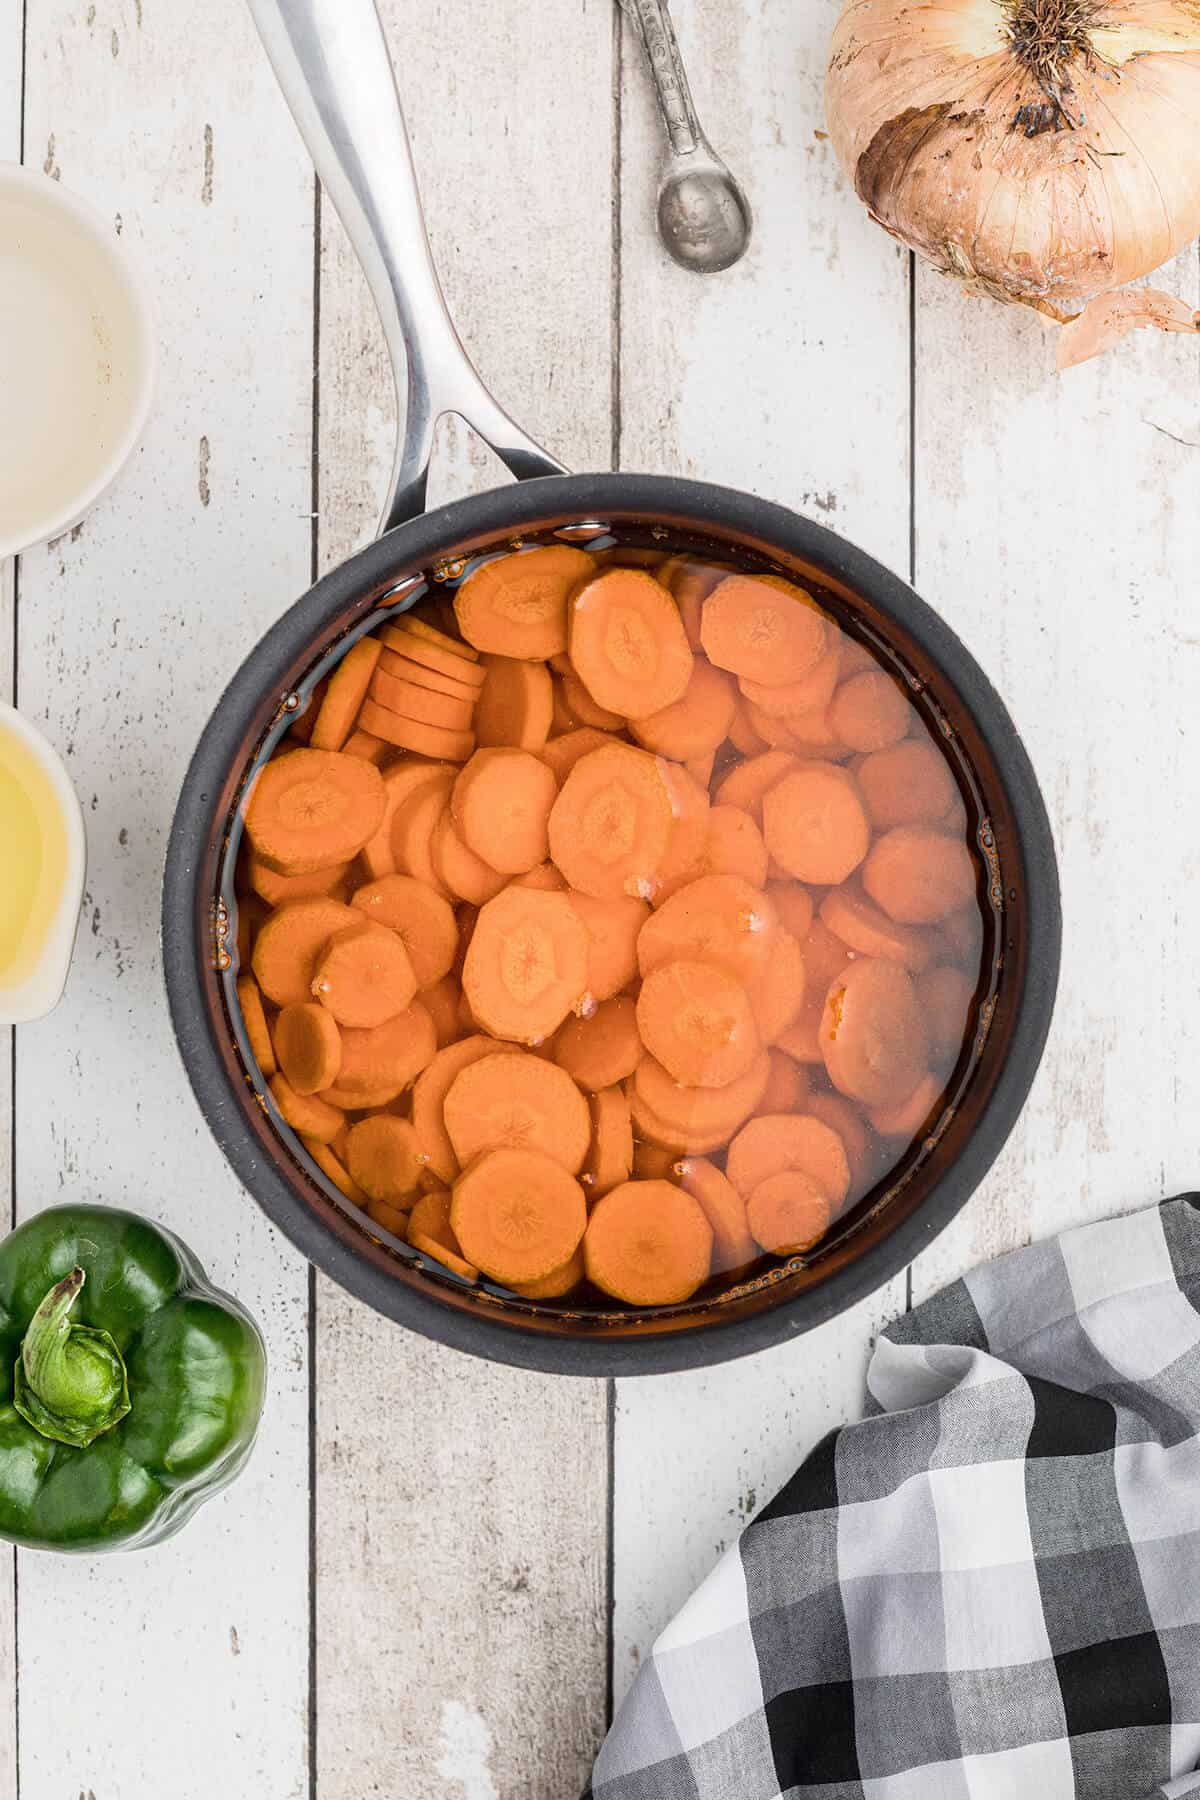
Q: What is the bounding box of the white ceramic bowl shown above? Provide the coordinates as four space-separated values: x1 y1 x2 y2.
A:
0 163 155 557
0 702 86 1024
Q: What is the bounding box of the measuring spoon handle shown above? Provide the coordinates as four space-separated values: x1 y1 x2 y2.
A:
622 0 706 159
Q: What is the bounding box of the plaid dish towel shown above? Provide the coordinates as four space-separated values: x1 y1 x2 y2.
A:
588 1195 1200 1800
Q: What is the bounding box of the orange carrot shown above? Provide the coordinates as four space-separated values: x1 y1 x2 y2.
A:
248 854 351 907
627 1081 737 1155
636 959 760 1088
738 638 842 717
701 573 827 687
746 700 850 760
727 697 768 757
236 975 276 1076
862 827 977 925
367 1197 413 1237
857 738 957 831
677 1157 758 1271
633 1048 769 1141
453 546 596 660
539 726 617 783
251 897 360 1007
269 1073 344 1144
691 804 768 892
345 1115 424 1205
451 1146 588 1285
820 882 939 972
765 880 813 944
321 1001 437 1106
867 1070 945 1141
429 809 508 906
406 1187 460 1253
397 616 479 661
685 750 716 790
650 761 712 906
630 658 736 760
804 1091 875 1200
839 637 879 677
473 654 554 751
940 904 984 971
310 638 383 750
392 774 456 897
245 748 386 874
512 862 567 891
369 664 477 732
274 1001 343 1094
419 973 460 1047
726 1113 851 1209
567 891 649 1001
409 1233 481 1282
748 930 808 1043
746 1172 831 1253
444 1053 591 1174
638 874 779 987
360 759 452 882
560 669 625 732
451 747 558 874
548 742 675 901
462 886 588 1043
349 872 458 988
311 920 417 1027
762 763 871 884
378 645 482 699
380 623 487 687
358 697 474 763
301 1135 368 1205
829 670 913 753
819 958 928 1107
553 995 643 1091
341 729 389 764
713 749 798 822
584 1180 713 1305
412 1034 519 1184
568 568 694 718
657 558 731 651
773 919 855 1064
757 1047 808 1116
510 1247 586 1299
632 1142 681 1181
582 1085 634 1199
287 677 327 744
917 963 975 1065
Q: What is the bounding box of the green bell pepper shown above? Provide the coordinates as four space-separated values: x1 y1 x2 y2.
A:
0 1205 266 1552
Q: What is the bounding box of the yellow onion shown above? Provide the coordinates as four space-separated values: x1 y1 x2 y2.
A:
826 0 1200 361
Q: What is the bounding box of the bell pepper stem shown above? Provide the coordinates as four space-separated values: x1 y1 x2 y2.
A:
13 1267 132 1449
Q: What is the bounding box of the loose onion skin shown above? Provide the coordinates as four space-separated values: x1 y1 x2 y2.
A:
826 0 1200 360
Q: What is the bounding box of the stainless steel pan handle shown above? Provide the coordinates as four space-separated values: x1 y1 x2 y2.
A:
247 0 566 534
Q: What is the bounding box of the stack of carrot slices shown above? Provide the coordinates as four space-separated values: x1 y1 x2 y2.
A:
233 544 983 1310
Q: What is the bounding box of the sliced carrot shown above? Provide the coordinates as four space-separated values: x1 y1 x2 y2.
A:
561 669 625 732
584 1180 712 1305
862 827 977 925
748 929 808 1043
820 882 939 972
746 1172 831 1253
940 903 984 971
638 874 779 987
713 749 798 823
251 897 360 1007
409 1233 480 1281
633 1048 769 1141
451 1146 587 1285
301 1135 368 1205
360 759 451 882
234 892 269 969
462 886 588 1043
917 963 975 1065
342 1115 423 1205
269 1073 344 1144
539 726 617 783
727 698 768 757
412 1034 518 1183
358 697 474 763
820 957 928 1107
829 670 913 753
627 1081 736 1155
857 738 957 831
582 1085 634 1200
568 568 694 719
738 638 842 717
370 664 477 732
378 645 481 700
418 974 459 1047
349 872 458 989
762 763 871 884
510 1247 586 1299
804 1091 875 1200
651 761 712 906
553 995 643 1091
551 678 579 736
451 747 557 875
236 975 276 1076
444 1053 590 1174
766 880 813 943
341 729 389 765
274 1001 343 1094
287 677 327 745
839 637 879 677
773 919 855 1064
868 1070 945 1142
453 546 596 661
380 622 487 687
245 748 386 875
248 854 351 907
701 573 827 687
406 1187 460 1256
310 920 417 1028
757 1047 809 1116
396 616 478 661
630 658 736 760
632 1141 681 1181
747 701 850 760
677 1157 757 1271
322 1002 437 1106
392 773 456 897
636 959 760 1088
429 809 508 906
310 638 383 750
695 804 768 890
657 558 731 651
726 1113 851 1209
685 750 716 790
567 891 648 1001
513 861 567 891
473 654 554 752
548 743 675 901
367 1197 412 1237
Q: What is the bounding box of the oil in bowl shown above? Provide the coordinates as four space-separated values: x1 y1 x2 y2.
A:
0 705 86 1024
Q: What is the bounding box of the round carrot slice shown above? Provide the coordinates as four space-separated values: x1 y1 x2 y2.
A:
248 854 351 907
310 638 383 751
651 761 712 906
311 920 417 1027
451 747 558 874
341 729 388 764
378 646 481 699
451 1146 587 1285
349 873 458 988
453 546 596 661
561 669 625 732
548 743 675 901
626 1081 736 1155
568 568 694 719
748 929 808 1043
632 1141 681 1181
245 748 386 874
940 904 984 971
396 616 478 661
463 887 588 1042
757 1047 808 1116
513 862 567 891
657 558 731 650
819 957 928 1107
857 738 957 831
698 805 768 889
407 1188 458 1252
510 1246 586 1299
301 1135 367 1205
268 1073 344 1144
392 776 456 897
771 920 855 1065
539 727 615 783
444 1054 590 1174
762 763 871 885
633 1048 769 1140
360 759 452 882
726 1113 851 1209
380 623 487 686
868 1071 945 1142
747 700 850 759
829 670 913 752
584 1180 713 1306
862 827 977 925
746 1172 831 1254
567 891 649 1001
370 664 476 731
638 875 779 987
636 959 760 1088
918 963 975 1065
677 1157 757 1271
583 1085 634 1200
473 654 554 751
429 809 508 906
358 697 474 763
275 1001 343 1094
418 974 458 1047
366 1197 412 1237
685 750 716 790
346 1115 424 1205
553 995 643 1091
236 975 276 1076
251 897 360 1007
713 749 798 822
323 1001 437 1105
820 883 939 972
728 698 768 757
766 880 813 943
738 638 842 717
701 573 827 687
630 658 736 760
804 1091 875 1200
412 1034 520 1184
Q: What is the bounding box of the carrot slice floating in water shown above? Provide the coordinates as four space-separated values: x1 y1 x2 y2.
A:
765 880 813 944
804 1091 875 1200
626 1081 738 1155
701 573 827 687
868 1070 944 1141
820 957 928 1107
940 904 984 971
632 1141 681 1181
548 743 675 901
862 827 977 925
553 995 643 1091
420 974 461 1047
473 654 554 752
568 568 694 719
269 1073 344 1144
583 1085 634 1200
561 669 625 732
857 738 957 831
762 763 871 884
657 558 731 651
463 886 588 1043
638 875 779 987
344 1115 424 1205
429 809 508 906
512 861 567 891
633 1048 769 1140
341 729 389 765
584 1180 713 1305
451 1146 587 1285
349 871 458 989
657 804 767 901
311 920 417 1028
380 623 487 687
358 697 474 763
829 670 913 753
236 975 276 1076
367 1197 413 1237
392 773 456 897
746 1171 831 1253
685 750 716 791
246 748 386 875
746 700 850 759
444 1053 590 1174
510 1246 586 1299
772 918 855 1064
378 646 481 700
918 963 975 1065
322 1001 437 1106
757 1048 808 1116
407 1187 461 1256
650 761 712 907
820 883 938 972
359 759 451 882
454 546 596 661
636 959 760 1088
251 897 360 1007
677 1157 757 1271
310 638 383 751
396 616 478 662
412 1034 520 1184
301 1135 368 1205
451 747 557 875
713 749 798 822
630 658 736 760
748 929 808 1044
248 854 351 907
728 698 768 757
567 891 648 1001
539 727 615 783
409 1234 481 1282
369 664 477 732
726 1113 851 1209
738 638 842 717
274 1001 343 1094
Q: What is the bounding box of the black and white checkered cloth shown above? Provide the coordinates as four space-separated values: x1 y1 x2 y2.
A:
588 1195 1200 1800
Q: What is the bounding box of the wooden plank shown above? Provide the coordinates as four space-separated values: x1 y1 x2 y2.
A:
908 250 1200 1306
611 0 912 1705
313 2 613 1794
0 0 20 151
14 3 314 1795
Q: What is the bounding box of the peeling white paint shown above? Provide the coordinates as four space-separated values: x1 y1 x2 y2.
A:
436 1700 499 1800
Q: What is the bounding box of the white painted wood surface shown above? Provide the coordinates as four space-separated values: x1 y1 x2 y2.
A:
3 0 1200 1793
